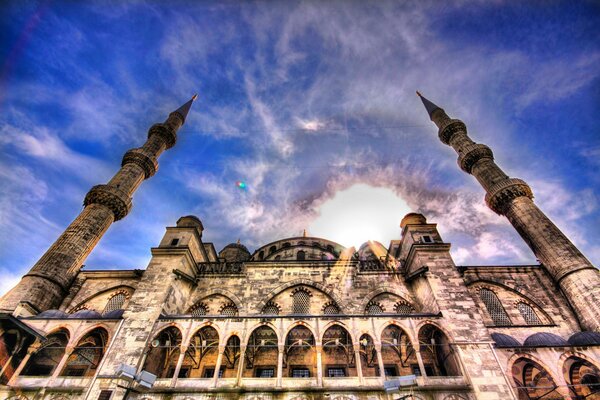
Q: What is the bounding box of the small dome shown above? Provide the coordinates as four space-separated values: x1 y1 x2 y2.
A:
400 213 427 229
103 309 125 319
176 215 204 229
37 309 69 319
524 332 568 347
358 241 387 260
219 241 251 262
491 333 521 348
568 331 600 346
69 309 102 319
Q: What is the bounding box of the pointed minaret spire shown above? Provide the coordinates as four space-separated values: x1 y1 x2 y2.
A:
172 94 198 124
422 94 600 331
303 229 307 237
0 95 198 315
416 91 442 119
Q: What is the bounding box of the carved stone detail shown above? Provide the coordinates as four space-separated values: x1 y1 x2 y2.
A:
485 178 533 215
438 119 467 145
84 184 132 221
122 148 158 179
148 123 177 149
458 143 494 173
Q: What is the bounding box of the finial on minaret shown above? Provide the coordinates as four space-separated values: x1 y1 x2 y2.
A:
416 91 442 118
303 229 307 237
173 94 198 123
237 238 241 244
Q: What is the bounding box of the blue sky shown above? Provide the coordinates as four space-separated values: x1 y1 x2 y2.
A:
1 1 599 295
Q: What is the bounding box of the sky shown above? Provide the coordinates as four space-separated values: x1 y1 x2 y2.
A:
0 0 599 296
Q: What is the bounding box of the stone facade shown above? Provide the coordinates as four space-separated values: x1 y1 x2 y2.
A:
1 95 599 399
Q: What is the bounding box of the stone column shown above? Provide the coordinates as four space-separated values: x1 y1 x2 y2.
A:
353 343 364 384
277 344 284 387
212 346 225 388
415 347 426 377
49 345 74 381
375 343 385 379
316 344 323 386
0 96 198 314
236 345 246 386
170 345 187 386
7 345 37 385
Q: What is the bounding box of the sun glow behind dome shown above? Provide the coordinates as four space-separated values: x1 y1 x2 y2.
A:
309 184 412 249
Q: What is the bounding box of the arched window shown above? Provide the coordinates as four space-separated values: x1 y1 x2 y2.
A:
365 302 384 315
394 302 414 315
563 356 600 398
292 289 311 314
190 302 208 317
418 324 461 377
479 288 511 326
269 246 277 255
181 326 219 378
297 250 306 261
220 303 238 317
142 326 182 378
61 328 108 377
22 329 69 376
517 302 541 325
512 357 560 399
323 303 340 315
262 302 280 315
103 293 126 315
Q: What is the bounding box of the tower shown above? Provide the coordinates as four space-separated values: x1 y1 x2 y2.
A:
417 92 600 331
0 95 198 315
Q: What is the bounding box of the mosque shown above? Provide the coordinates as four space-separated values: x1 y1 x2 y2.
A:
1 94 599 400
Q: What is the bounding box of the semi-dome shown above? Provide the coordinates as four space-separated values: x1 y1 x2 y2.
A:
491 333 521 348
219 241 251 262
69 309 102 319
37 309 69 319
568 331 600 346
524 332 568 347
103 309 125 319
400 213 427 229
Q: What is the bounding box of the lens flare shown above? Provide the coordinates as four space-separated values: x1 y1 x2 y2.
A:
236 181 247 190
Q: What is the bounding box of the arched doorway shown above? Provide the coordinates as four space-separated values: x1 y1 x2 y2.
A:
243 325 278 378
60 328 108 377
21 329 69 376
181 326 219 378
418 324 461 377
142 326 182 378
322 324 355 378
381 324 419 377
359 334 378 377
563 356 600 399
283 326 315 378
511 357 562 400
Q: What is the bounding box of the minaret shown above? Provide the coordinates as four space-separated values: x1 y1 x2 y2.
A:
417 91 600 331
0 95 198 315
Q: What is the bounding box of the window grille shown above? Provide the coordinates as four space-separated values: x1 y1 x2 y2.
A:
103 293 126 315
292 290 310 314
394 302 414 315
191 303 208 317
479 288 511 326
365 302 384 315
220 303 238 317
517 302 542 325
327 367 346 377
256 368 274 378
323 303 340 315
262 302 280 315
292 368 310 378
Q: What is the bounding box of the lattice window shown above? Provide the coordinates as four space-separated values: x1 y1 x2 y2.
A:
323 303 340 315
479 288 511 326
394 301 414 315
517 302 542 325
190 302 208 317
220 303 238 317
262 302 280 315
365 302 384 315
103 293 126 315
292 368 310 377
327 367 346 377
292 289 311 314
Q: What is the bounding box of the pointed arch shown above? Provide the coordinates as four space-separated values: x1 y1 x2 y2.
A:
188 288 244 314
67 285 135 313
142 325 183 379
322 324 356 377
255 279 347 314
358 287 415 314
21 328 70 376
60 327 108 377
380 324 419 377
180 325 220 378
